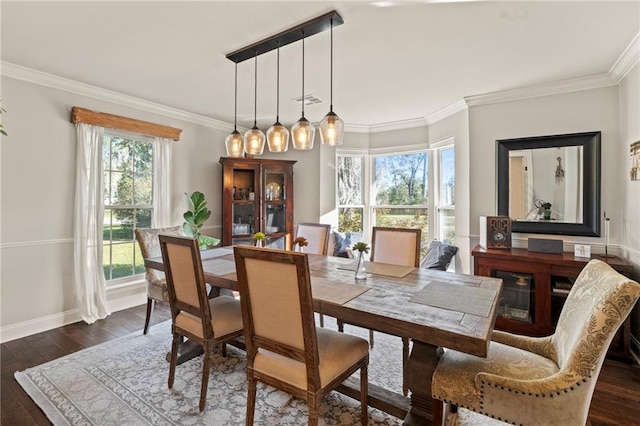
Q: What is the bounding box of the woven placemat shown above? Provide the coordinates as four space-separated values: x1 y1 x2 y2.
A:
311 278 370 305
337 261 416 278
201 258 237 276
409 281 498 317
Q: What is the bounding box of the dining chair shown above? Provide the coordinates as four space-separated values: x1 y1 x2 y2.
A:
432 259 640 425
159 234 244 412
233 246 370 425
338 226 421 396
295 222 331 327
134 225 184 334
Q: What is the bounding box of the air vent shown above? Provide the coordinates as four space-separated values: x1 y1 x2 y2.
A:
292 94 323 106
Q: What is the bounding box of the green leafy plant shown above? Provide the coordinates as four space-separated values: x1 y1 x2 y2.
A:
252 232 266 241
352 242 370 254
183 191 220 249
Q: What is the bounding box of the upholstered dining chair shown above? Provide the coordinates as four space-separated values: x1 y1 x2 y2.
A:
432 259 640 426
159 235 244 412
295 222 331 327
233 246 370 425
338 226 421 396
134 225 184 334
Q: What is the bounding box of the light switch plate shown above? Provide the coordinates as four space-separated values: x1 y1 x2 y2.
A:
574 244 591 258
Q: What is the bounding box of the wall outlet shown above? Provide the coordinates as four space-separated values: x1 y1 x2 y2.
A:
574 244 591 258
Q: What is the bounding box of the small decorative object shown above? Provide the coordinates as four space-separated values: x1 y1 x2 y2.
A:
574 244 591 258
555 156 564 184
630 141 639 181
292 236 308 252
183 191 220 250
603 211 613 258
252 232 266 247
479 216 512 249
265 182 281 200
352 242 370 280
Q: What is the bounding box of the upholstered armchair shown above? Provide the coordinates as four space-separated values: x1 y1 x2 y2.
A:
432 259 640 425
134 225 183 334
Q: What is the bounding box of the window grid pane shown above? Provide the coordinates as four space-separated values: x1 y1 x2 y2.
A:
102 135 154 282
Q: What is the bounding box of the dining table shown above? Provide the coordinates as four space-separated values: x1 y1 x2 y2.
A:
145 246 502 426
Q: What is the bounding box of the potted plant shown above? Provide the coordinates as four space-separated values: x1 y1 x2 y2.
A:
292 236 308 252
352 242 370 280
252 232 266 247
183 191 220 249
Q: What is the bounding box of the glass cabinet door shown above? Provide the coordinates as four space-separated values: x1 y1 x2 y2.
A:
263 169 287 249
494 270 534 324
230 167 258 246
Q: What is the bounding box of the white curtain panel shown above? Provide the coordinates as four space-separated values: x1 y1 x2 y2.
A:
74 123 110 324
152 137 173 227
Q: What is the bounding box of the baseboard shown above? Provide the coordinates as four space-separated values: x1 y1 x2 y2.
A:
0 281 147 343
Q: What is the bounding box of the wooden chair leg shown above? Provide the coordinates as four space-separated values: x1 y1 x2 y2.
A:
308 394 320 426
143 298 155 335
319 313 325 328
361 362 369 425
168 333 180 389
402 337 410 396
246 376 257 425
369 329 374 349
199 344 213 412
221 342 227 357
337 319 345 332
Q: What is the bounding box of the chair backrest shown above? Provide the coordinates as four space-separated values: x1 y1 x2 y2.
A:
295 223 331 255
552 259 640 375
370 227 421 267
159 234 214 340
135 226 183 281
234 246 320 389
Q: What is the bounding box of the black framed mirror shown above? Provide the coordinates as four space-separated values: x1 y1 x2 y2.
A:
497 131 601 236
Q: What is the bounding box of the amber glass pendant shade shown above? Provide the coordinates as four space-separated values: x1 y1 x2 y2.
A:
291 117 315 150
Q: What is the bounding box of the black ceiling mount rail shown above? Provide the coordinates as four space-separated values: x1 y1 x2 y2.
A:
225 10 344 63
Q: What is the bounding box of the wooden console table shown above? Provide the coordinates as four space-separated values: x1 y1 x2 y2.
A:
472 245 634 361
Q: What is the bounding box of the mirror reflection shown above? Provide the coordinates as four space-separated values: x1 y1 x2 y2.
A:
509 146 583 223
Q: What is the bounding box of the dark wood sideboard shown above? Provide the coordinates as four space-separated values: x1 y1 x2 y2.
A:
472 245 634 361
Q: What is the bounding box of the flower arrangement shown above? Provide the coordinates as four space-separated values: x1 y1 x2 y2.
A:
292 236 308 248
352 242 370 254
252 232 266 241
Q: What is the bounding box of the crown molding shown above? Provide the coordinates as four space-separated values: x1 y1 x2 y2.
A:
425 99 468 125
343 123 372 134
367 117 428 133
609 31 640 84
1 62 235 132
464 73 616 107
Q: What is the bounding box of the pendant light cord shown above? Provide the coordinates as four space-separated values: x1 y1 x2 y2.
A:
234 62 238 130
276 45 280 122
330 18 333 112
253 53 258 127
301 31 305 119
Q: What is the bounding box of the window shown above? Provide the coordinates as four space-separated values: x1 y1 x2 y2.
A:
102 134 154 281
436 146 455 244
337 144 455 261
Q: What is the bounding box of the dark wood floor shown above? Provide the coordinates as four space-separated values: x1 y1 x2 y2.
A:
2 303 639 425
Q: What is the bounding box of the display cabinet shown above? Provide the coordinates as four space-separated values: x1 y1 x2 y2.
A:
472 245 634 361
219 157 295 250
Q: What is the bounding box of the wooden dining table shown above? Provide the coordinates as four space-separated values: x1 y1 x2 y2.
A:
145 246 502 426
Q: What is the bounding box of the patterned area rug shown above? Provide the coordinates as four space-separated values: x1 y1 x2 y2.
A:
15 317 504 425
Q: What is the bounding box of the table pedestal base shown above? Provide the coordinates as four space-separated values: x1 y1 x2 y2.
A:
403 341 444 426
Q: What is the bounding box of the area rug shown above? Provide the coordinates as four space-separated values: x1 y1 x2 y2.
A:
15 317 505 425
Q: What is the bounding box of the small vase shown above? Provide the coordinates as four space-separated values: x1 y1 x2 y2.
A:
355 251 367 280
255 240 264 248
294 245 304 253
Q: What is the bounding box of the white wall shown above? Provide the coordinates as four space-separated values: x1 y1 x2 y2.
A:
468 86 623 251
618 62 640 339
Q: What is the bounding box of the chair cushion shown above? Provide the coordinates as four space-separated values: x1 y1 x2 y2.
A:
175 295 243 339
421 240 458 270
431 341 559 412
253 327 368 390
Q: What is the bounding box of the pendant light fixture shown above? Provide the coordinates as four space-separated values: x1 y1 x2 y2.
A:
225 62 244 157
319 17 344 146
266 44 289 152
291 32 315 150
244 54 266 156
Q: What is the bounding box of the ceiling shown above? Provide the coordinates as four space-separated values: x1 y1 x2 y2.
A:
2 1 639 131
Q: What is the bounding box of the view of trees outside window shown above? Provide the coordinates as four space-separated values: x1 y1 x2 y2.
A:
438 147 455 244
103 135 153 280
337 156 364 232
373 153 429 257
